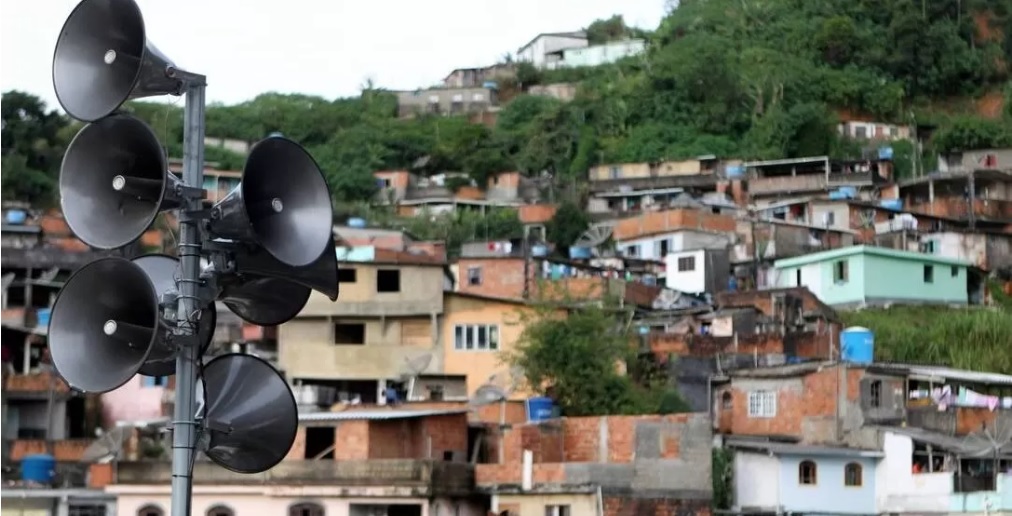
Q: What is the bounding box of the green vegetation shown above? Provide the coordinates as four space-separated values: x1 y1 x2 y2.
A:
505 298 689 417
5 2 1012 207
842 306 1012 373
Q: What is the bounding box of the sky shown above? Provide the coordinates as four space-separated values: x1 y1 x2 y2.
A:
1 0 669 112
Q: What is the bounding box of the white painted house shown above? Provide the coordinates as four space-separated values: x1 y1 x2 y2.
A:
618 229 731 261
516 32 588 69
664 249 730 295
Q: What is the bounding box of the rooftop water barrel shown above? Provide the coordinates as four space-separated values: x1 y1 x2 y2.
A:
828 186 858 200
36 308 52 328
879 199 903 211
5 209 27 225
878 147 894 160
725 165 745 178
482 81 499 90
530 244 548 257
347 218 367 228
526 397 556 422
840 327 875 364
21 454 56 484
569 246 593 260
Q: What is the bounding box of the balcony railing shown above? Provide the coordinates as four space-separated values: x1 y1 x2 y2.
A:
112 460 474 496
4 371 70 394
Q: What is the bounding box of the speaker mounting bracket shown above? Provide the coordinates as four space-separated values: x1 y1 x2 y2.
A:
175 184 207 200
178 208 212 223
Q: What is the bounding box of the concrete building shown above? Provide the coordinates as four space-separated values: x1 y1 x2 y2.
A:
475 413 713 515
515 32 588 69
773 245 971 307
744 155 894 204
394 87 498 119
546 39 646 69
664 248 730 295
897 169 1012 225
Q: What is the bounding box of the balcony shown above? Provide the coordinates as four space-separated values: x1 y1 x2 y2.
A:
905 197 1012 221
749 172 877 196
4 371 70 395
906 405 1012 435
7 438 94 461
111 460 475 496
588 173 719 194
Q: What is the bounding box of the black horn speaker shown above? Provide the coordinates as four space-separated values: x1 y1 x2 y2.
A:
48 257 159 392
201 353 298 474
207 136 334 268
52 0 184 122
231 238 339 301
131 254 216 377
60 113 178 250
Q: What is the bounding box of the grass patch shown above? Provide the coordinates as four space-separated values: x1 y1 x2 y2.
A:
841 306 1012 373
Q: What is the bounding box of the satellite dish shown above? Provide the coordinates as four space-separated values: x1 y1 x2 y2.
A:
130 254 216 376
80 427 129 463
48 257 159 393
52 0 184 122
201 353 298 474
207 136 334 267
470 384 509 407
59 113 179 249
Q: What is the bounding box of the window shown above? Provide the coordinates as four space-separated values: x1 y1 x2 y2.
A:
854 125 868 139
609 166 621 179
69 505 107 516
795 269 802 287
376 269 401 292
799 460 818 485
658 239 670 257
545 506 571 516
206 507 234 516
624 245 639 258
844 462 863 487
453 324 500 351
923 265 934 283
951 266 959 277
468 266 482 286
333 323 366 345
472 93 485 102
677 256 696 272
137 506 163 516
288 502 325 516
870 380 882 408
824 211 835 226
921 240 936 253
338 268 357 283
721 391 732 410
833 260 849 283
141 376 168 388
747 391 776 418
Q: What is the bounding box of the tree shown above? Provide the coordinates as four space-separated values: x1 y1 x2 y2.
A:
1 91 70 206
546 201 590 254
506 299 687 417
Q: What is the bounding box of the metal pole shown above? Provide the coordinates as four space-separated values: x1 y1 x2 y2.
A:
171 76 207 516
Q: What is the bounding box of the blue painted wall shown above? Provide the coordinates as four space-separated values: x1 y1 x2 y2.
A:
779 455 878 514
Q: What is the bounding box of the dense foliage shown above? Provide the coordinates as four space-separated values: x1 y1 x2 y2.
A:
5 2 1012 208
505 297 689 417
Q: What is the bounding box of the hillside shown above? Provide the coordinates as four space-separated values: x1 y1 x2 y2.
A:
5 0 1012 208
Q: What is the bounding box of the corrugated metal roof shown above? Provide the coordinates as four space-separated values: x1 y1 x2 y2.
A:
298 408 468 423
726 438 883 458
872 363 1012 386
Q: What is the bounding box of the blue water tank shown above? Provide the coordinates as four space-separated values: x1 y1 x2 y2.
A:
5 209 27 225
569 246 593 259
828 186 858 200
530 244 548 257
879 199 903 211
840 327 875 364
526 397 556 422
482 81 499 90
878 147 894 160
36 308 52 327
725 165 745 178
21 454 55 484
347 218 367 228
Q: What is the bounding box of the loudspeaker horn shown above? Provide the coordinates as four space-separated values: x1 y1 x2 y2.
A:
61 113 179 250
219 278 311 327
201 353 298 474
231 238 339 301
131 254 216 377
48 257 159 393
53 0 184 122
208 136 334 268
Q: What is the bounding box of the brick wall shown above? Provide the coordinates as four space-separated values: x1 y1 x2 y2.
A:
716 365 865 441
9 439 94 461
613 209 737 241
518 204 557 225
327 414 470 462
457 257 530 298
5 371 70 393
603 497 711 516
649 331 834 361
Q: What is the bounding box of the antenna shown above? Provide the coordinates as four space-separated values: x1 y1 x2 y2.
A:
47 1 339 513
80 427 129 464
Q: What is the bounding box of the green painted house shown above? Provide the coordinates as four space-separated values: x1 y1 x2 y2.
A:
773 245 970 308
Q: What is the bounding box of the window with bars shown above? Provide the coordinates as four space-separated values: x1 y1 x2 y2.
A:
747 390 776 418
453 324 500 351
69 505 107 516
288 502 325 516
136 505 163 516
